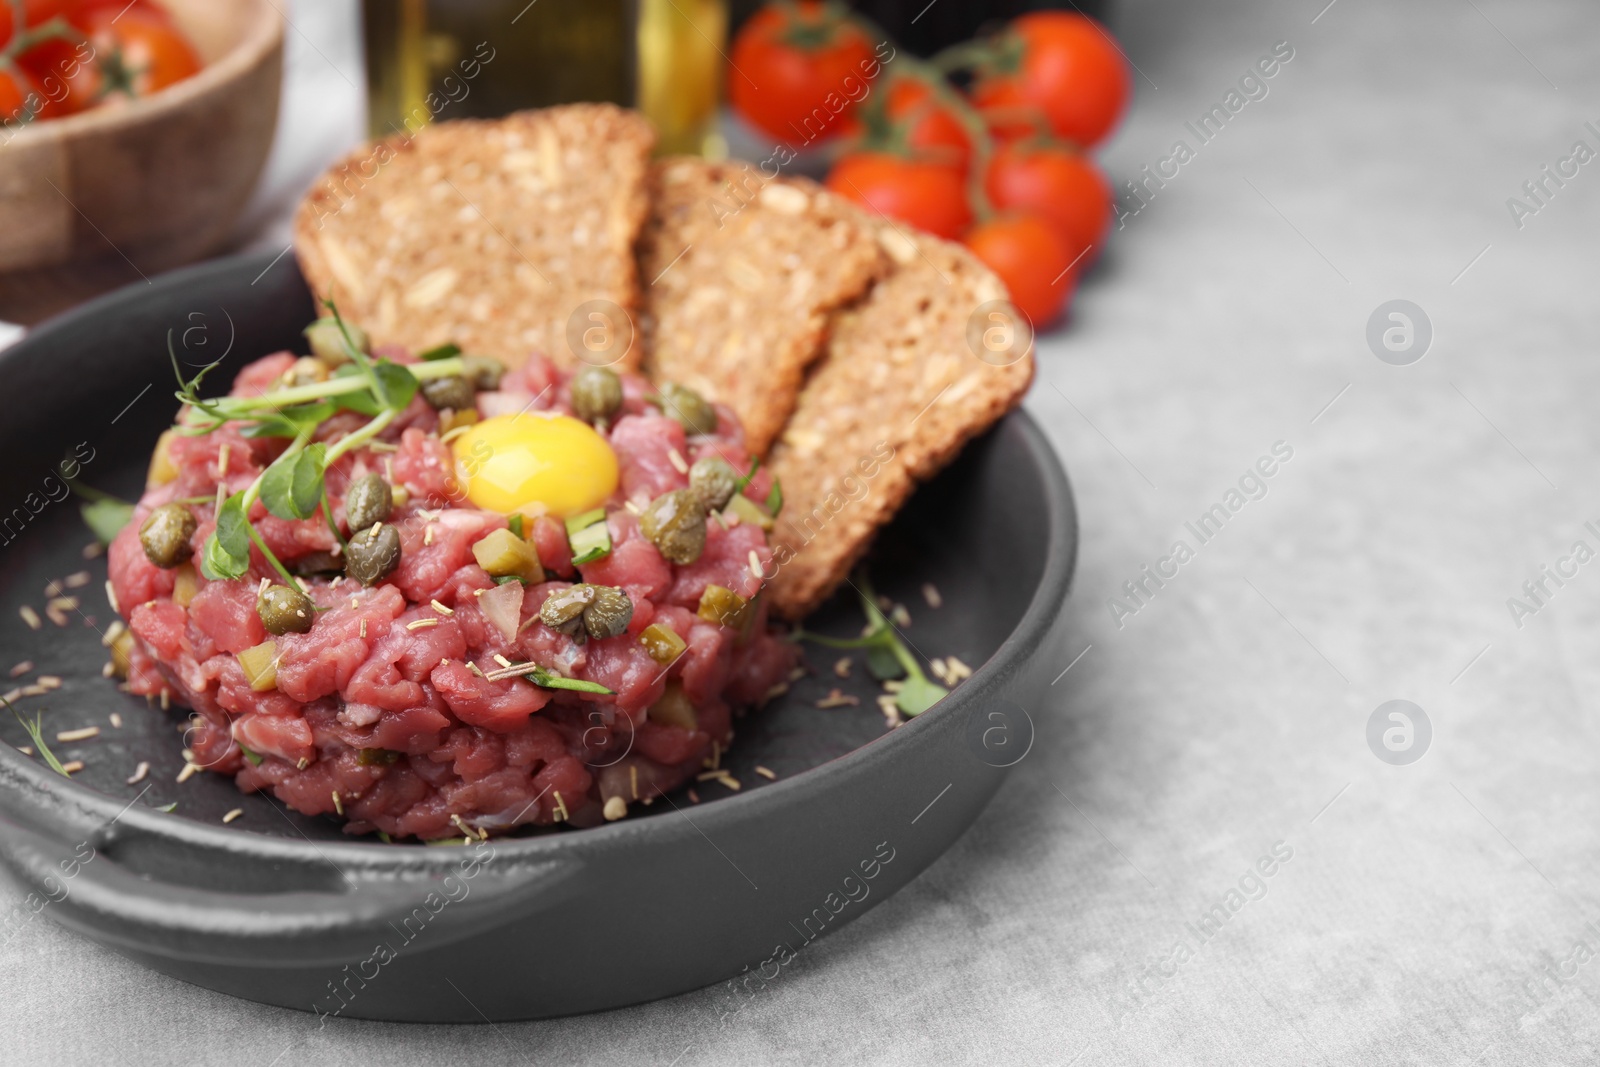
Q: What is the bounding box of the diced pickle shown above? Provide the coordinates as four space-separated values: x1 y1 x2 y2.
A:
237 640 279 692
304 317 365 365
147 429 179 487
170 563 201 608
649 681 698 730
471 528 544 583
566 508 612 564
638 622 687 665
723 494 774 531
697 584 752 629
109 628 136 679
358 748 400 766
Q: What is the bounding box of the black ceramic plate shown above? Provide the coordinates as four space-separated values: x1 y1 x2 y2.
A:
0 252 1076 1021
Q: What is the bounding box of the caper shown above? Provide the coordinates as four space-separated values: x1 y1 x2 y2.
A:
138 503 197 569
257 584 315 635
539 584 596 636
583 585 633 640
304 317 366 366
656 383 716 436
343 472 392 533
688 456 739 511
345 523 402 586
639 489 707 565
569 365 623 425
421 374 476 412
461 355 506 391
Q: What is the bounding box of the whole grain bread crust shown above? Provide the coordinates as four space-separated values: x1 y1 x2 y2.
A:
638 159 885 455
764 222 1036 620
293 104 654 369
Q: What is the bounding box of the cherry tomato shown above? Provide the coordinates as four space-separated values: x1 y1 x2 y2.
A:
985 141 1110 266
728 1 878 145
973 12 1131 149
16 38 100 116
81 6 202 99
963 213 1076 326
0 65 40 122
842 75 972 170
826 151 973 240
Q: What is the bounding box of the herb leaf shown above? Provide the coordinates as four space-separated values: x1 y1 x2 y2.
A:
372 360 418 411
240 400 337 439
895 674 947 716
259 444 326 521
865 644 905 681
81 498 135 546
419 342 462 362
201 493 252 579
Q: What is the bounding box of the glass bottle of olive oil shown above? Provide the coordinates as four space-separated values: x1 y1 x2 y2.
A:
362 0 727 156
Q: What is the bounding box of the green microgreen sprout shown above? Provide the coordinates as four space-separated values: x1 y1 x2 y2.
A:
8 699 70 777
792 574 949 716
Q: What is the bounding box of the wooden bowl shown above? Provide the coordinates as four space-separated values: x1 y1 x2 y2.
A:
0 0 284 323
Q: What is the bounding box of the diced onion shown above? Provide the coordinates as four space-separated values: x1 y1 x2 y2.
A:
478 581 524 643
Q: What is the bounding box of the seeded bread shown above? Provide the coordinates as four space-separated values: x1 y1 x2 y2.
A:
764 223 1036 620
638 159 885 455
293 104 654 369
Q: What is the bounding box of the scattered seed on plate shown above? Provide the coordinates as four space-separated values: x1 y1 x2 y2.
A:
755 766 777 780
47 597 78 627
126 761 149 785
37 676 61 691
105 580 119 614
687 788 700 804
56 726 99 743
922 582 942 609
82 542 104 560
762 682 788 703
223 809 243 824
19 745 32 756
8 661 31 678
101 620 126 648
787 665 806 682
945 656 972 683
64 571 91 589
834 657 851 678
60 760 84 774
109 712 123 729
18 606 40 630
890 603 911 628
883 679 904 693
930 658 950 684
816 689 859 708
602 795 627 821
176 763 200 783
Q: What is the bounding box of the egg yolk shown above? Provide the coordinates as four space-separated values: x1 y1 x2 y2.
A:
452 414 618 518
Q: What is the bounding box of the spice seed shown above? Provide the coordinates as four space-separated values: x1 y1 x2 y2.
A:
755 766 777 780
18 606 40 630
109 712 123 728
60 760 84 774
126 761 149 785
176 763 200 783
922 582 942 609
56 726 100 743
8 661 31 678
223 809 243 824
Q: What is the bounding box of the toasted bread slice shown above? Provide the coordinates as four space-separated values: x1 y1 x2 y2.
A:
764 224 1036 620
294 104 654 369
638 159 885 454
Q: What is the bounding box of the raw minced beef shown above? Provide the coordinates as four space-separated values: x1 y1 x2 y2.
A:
108 350 796 839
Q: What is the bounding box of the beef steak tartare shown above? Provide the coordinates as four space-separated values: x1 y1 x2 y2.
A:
107 319 796 839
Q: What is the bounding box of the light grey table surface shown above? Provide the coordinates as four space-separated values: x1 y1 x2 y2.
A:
7 0 1600 1064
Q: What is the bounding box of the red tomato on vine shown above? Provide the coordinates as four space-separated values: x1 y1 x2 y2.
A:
985 141 1111 266
972 12 1131 148
963 214 1077 326
728 1 880 145
826 151 973 240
